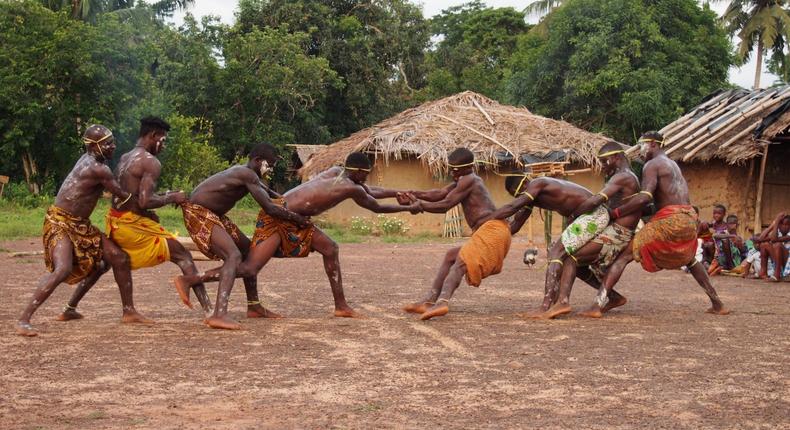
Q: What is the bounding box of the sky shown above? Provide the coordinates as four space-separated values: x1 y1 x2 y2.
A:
169 0 777 89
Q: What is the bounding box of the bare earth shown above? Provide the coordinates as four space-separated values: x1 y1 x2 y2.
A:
1 237 788 429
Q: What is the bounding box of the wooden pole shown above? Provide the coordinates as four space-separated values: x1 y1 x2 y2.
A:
528 214 534 245
744 158 756 236
753 144 770 233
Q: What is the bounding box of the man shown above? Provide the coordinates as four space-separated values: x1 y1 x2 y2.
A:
702 204 728 268
16 125 143 336
397 148 513 320
174 152 422 323
578 131 729 318
179 143 310 330
56 117 212 322
765 213 790 281
487 168 625 317
536 141 641 319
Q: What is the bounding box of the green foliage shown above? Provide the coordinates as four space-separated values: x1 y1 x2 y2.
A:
349 216 374 235
0 182 53 208
422 1 531 101
157 114 228 191
507 0 732 142
377 215 409 236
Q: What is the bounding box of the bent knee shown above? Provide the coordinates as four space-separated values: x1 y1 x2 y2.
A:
225 250 243 266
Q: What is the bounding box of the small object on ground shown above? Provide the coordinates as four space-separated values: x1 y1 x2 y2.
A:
523 248 538 266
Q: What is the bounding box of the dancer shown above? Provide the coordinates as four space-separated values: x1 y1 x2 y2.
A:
174 152 421 323
181 143 309 330
16 125 142 336
579 131 729 317
536 141 641 319
57 117 212 322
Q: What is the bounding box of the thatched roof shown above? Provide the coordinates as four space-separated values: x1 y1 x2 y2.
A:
661 86 790 164
299 91 614 178
287 144 324 164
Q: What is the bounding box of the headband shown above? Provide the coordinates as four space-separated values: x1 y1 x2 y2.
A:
344 166 371 173
447 161 475 169
638 138 664 146
597 149 625 158
82 131 113 146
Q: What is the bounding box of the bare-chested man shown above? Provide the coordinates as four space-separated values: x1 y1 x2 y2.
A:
16 125 143 336
174 152 422 321
56 117 212 322
400 148 515 320
537 141 641 319
179 143 309 330
578 131 729 317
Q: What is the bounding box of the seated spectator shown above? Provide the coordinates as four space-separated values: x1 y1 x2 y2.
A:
709 214 746 275
766 212 790 282
739 212 790 281
702 204 727 265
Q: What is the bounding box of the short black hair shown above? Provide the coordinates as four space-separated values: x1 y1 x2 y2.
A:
505 175 525 192
139 116 170 137
345 152 371 169
448 148 474 166
640 130 664 142
598 140 625 155
249 143 278 163
726 214 738 223
713 204 726 213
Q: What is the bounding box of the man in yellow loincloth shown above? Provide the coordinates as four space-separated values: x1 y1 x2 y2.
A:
57 117 212 322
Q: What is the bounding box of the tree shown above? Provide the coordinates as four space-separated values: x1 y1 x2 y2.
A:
234 0 431 139
524 0 564 17
423 1 531 101
716 0 790 89
157 114 228 191
507 0 733 142
40 0 195 22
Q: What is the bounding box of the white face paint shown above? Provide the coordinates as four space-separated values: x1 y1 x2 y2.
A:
638 142 649 159
259 160 271 178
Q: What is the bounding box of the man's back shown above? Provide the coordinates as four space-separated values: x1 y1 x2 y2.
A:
282 167 362 216
115 148 158 214
647 153 690 209
190 166 255 215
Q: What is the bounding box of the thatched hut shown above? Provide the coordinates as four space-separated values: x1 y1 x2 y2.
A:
659 86 790 234
297 91 614 236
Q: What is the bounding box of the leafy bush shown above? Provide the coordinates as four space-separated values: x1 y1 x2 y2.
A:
350 216 373 235
377 215 409 236
157 114 229 191
1 182 52 208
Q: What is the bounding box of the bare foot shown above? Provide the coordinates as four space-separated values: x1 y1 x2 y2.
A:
16 321 38 337
518 307 550 319
578 305 604 318
402 302 432 314
420 303 449 320
602 295 628 313
334 307 364 318
56 308 84 321
247 304 283 319
536 302 572 320
121 310 155 324
706 306 730 315
205 315 242 330
172 276 193 309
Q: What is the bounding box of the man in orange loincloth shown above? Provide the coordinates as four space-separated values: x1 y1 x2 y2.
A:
56 117 212 322
578 131 729 318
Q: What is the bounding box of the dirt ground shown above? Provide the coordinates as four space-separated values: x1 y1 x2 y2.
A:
1 237 788 429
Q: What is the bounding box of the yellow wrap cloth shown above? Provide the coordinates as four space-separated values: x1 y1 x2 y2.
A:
458 219 512 287
106 208 173 270
252 200 315 258
43 205 103 284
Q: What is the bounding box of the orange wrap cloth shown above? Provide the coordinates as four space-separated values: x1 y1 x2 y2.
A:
458 219 512 287
251 200 315 258
632 205 698 272
106 208 173 270
180 202 242 260
43 205 103 284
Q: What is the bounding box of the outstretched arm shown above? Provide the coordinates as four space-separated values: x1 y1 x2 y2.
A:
246 174 309 227
490 182 541 220
410 183 456 202
571 173 629 219
352 187 420 214
362 184 401 199
613 162 658 217
418 177 473 213
509 206 533 235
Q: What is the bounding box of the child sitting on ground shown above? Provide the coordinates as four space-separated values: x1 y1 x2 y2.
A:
709 214 746 276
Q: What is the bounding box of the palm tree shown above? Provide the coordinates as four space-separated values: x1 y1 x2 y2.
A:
714 0 790 88
41 0 194 22
524 0 564 18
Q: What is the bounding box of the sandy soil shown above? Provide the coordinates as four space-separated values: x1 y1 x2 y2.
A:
1 237 788 429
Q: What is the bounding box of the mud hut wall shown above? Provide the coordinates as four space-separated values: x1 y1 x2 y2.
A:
318 158 604 238
680 161 753 235
760 142 790 225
